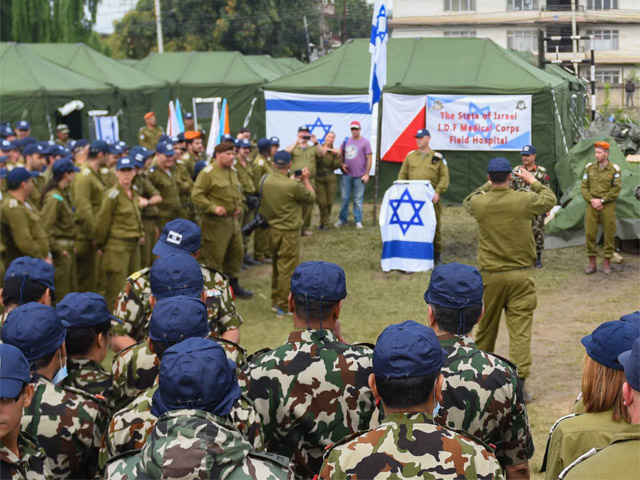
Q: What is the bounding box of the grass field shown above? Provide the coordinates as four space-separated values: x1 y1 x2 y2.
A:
234 203 640 479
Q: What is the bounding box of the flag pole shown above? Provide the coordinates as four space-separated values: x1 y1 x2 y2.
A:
372 96 383 225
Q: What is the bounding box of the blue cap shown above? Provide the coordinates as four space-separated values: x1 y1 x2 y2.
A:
116 156 135 170
52 158 80 175
298 125 310 132
520 145 536 155
17 137 36 149
581 320 640 370
487 157 512 173
0 344 32 398
273 150 291 166
129 146 152 168
221 134 235 143
151 337 240 417
153 219 201 256
0 156 6 164
155 141 175 156
291 261 347 301
424 263 483 309
56 292 121 328
621 311 640 329
235 139 252 149
618 338 640 391
149 296 209 342
270 136 280 146
2 304 66 362
72 139 89 151
415 129 431 138
257 138 272 151
42 143 66 157
117 140 129 150
90 140 109 154
1 125 15 137
16 120 30 130
1 139 16 152
194 160 206 178
150 254 204 300
4 256 54 292
23 142 45 156
7 167 38 185
374 321 445 379
158 134 172 144
109 144 124 155
184 113 194 120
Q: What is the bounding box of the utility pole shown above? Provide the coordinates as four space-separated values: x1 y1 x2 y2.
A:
154 0 164 53
342 0 347 44
303 16 312 61
571 0 578 74
319 0 325 56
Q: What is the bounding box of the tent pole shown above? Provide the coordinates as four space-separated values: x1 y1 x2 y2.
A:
372 96 383 226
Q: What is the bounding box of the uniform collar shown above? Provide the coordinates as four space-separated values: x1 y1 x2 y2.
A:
68 357 107 372
382 411 434 426
0 432 42 466
287 328 338 345
438 334 475 349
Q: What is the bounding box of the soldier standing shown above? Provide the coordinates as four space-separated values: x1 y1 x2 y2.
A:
22 142 47 209
95 157 143 310
73 140 109 292
147 141 187 231
581 141 622 274
54 124 70 147
464 158 556 402
315 131 342 230
235 138 260 267
138 112 164 151
252 138 275 263
510 145 550 268
318 320 503 480
285 126 319 236
425 263 534 475
259 151 315 316
182 130 205 179
14 120 31 140
398 129 450 265
192 142 252 298
244 261 377 477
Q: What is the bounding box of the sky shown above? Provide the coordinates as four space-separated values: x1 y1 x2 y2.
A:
95 0 137 34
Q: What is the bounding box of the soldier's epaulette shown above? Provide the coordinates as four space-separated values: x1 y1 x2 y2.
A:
613 163 620 172
100 167 110 174
61 384 108 406
558 447 599 479
247 450 292 469
433 152 443 158
257 159 264 166
52 193 64 202
538 165 548 172
9 198 18 208
176 159 184 165
82 168 91 176
203 165 213 173
132 185 139 192
408 149 417 155
149 167 156 173
322 428 372 458
245 347 273 364
231 166 238 172
585 162 593 170
540 413 579 472
108 189 119 199
128 267 150 282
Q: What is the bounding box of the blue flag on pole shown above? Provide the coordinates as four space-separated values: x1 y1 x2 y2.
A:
369 0 388 108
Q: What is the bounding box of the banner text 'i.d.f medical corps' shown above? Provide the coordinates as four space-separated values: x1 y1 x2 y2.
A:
426 95 532 151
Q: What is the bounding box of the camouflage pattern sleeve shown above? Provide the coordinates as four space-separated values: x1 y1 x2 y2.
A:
103 450 141 480
201 265 243 336
0 431 54 480
111 341 159 410
230 394 265 451
62 357 114 407
112 269 152 340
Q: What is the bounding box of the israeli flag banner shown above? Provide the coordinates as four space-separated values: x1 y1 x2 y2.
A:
369 0 388 107
379 181 436 272
265 91 372 149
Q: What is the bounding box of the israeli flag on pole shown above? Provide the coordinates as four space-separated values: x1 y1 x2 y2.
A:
369 0 388 107
379 181 436 272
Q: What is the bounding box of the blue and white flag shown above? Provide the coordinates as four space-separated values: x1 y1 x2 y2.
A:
265 91 372 149
379 181 436 272
369 0 388 107
94 116 119 143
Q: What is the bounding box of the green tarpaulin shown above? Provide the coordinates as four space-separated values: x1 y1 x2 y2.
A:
244 55 303 78
25 43 171 145
0 43 117 141
546 136 640 248
265 37 574 203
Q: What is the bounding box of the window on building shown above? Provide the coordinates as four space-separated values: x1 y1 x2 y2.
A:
586 30 619 50
587 0 618 9
444 0 476 11
444 31 477 37
507 0 539 10
595 70 620 84
507 31 538 52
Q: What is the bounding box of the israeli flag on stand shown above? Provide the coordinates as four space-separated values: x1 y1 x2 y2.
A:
369 0 388 107
379 181 436 272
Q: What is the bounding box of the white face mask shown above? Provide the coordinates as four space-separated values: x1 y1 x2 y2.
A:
432 387 441 418
51 350 68 385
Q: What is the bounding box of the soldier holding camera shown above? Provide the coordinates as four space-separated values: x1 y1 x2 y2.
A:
235 139 261 268
286 126 319 236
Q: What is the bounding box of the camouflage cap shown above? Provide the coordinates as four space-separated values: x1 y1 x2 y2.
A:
56 292 121 328
424 263 483 309
4 256 55 292
373 320 445 379
151 337 240 417
149 296 209 342
291 261 347 301
150 254 204 299
2 304 66 362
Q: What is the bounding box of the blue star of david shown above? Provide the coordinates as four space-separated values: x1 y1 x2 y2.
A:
466 102 494 140
306 117 332 143
389 188 425 236
374 5 388 43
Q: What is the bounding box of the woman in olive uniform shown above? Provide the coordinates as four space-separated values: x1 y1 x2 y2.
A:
315 131 342 230
40 158 80 301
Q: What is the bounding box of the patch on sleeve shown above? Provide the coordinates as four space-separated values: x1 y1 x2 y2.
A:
52 193 64 202
203 165 213 173
108 189 119 199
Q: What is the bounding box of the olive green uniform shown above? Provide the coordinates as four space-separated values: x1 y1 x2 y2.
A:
40 186 77 300
315 149 341 227
27 171 45 211
100 167 117 189
398 149 450 253
95 183 143 310
132 173 161 268
192 163 244 279
464 181 556 379
0 192 49 266
147 163 187 232
138 125 164 151
175 158 196 221
290 144 317 230
580 161 622 259
252 154 274 261
73 165 107 292
181 151 198 180
260 171 315 309
235 158 256 254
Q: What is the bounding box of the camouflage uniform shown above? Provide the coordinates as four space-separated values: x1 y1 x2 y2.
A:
0 431 53 480
103 450 140 480
436 334 533 467
510 165 550 255
62 357 113 404
111 264 242 342
100 384 264 469
21 376 108 479
243 329 377 477
135 409 293 479
319 411 504 480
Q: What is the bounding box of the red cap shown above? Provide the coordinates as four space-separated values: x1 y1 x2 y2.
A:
144 112 156 120
350 121 361 129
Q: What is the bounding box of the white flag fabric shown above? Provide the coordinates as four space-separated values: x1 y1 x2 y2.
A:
166 101 180 137
94 116 119 143
369 0 388 107
380 93 427 162
206 101 220 158
379 181 436 273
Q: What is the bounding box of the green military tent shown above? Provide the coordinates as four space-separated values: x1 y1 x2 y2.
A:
244 55 305 77
0 42 117 141
25 43 170 145
545 136 640 248
264 37 574 203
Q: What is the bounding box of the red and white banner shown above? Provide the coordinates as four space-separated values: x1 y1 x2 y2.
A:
380 93 426 163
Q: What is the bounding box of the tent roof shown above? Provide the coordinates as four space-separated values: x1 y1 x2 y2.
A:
273 57 305 71
244 55 305 77
134 51 270 86
24 43 166 90
0 42 114 96
265 37 565 94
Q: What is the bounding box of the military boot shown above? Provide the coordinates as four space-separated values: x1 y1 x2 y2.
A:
584 256 597 274
230 278 253 299
434 252 442 266
520 378 534 404
243 253 261 266
603 257 612 275
535 252 543 269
